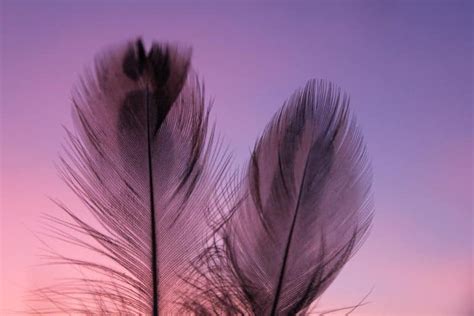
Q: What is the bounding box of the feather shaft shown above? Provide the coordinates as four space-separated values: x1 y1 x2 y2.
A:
269 149 311 315
145 88 159 316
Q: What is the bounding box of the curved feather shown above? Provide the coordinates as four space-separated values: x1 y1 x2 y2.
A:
32 39 228 315
184 79 373 315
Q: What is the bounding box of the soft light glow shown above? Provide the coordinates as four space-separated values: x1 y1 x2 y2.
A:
1 1 472 315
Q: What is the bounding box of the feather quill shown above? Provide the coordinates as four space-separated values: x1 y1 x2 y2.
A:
32 39 228 315
182 79 373 315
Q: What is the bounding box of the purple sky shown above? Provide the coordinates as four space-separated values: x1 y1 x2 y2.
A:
1 1 472 315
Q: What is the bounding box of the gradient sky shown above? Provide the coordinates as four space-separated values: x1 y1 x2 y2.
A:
1 1 472 315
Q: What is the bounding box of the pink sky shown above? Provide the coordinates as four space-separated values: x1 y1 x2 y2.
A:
1 1 472 315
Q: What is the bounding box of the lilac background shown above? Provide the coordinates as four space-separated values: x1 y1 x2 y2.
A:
1 1 472 315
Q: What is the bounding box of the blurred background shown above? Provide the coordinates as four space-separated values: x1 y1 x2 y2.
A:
1 1 472 315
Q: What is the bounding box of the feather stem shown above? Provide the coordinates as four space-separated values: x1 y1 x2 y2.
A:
269 147 311 316
145 87 159 316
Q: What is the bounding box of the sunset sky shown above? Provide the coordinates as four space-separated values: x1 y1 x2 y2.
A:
1 1 472 315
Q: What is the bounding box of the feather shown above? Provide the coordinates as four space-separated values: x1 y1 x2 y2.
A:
30 38 373 315
182 79 373 315
32 38 229 315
